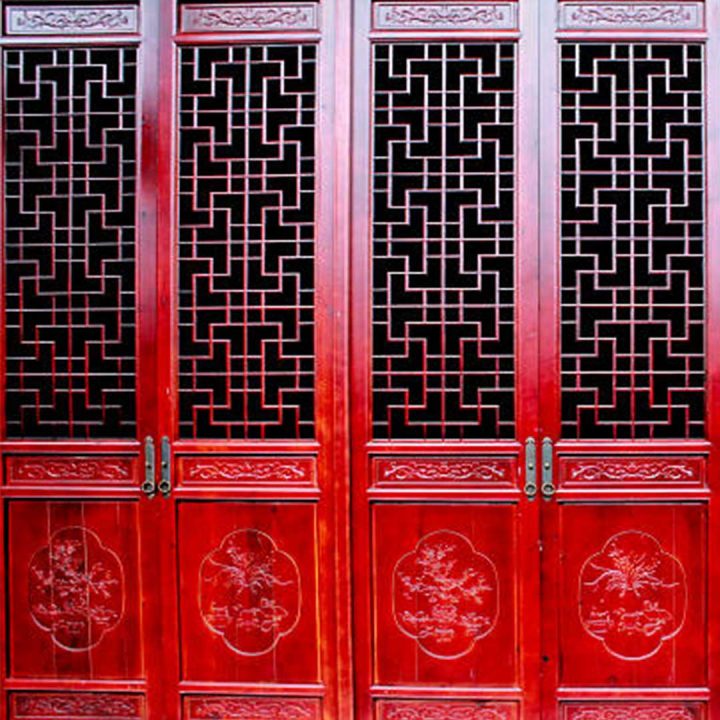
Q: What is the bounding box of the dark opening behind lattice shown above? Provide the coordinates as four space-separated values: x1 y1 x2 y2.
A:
560 44 705 440
3 47 138 439
371 43 517 440
177 45 317 440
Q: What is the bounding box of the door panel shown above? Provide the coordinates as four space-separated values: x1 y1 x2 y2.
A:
0 6 159 717
8 501 144 680
372 503 518 686
557 40 705 442
2 44 140 440
157 2 346 717
177 501 319 684
351 2 541 717
558 503 706 686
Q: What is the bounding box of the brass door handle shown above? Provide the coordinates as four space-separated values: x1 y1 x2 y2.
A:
142 436 156 498
158 436 172 497
541 437 555 500
525 437 537 499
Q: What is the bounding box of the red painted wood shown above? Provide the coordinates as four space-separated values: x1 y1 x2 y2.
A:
0 1 716 719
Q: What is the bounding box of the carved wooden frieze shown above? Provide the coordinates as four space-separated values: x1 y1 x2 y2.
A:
185 697 320 719
375 457 514 486
564 704 700 720
11 693 143 718
5 5 138 35
377 700 516 720
179 456 315 485
559 3 704 30
6 455 135 484
374 2 518 30
561 457 704 488
181 3 319 33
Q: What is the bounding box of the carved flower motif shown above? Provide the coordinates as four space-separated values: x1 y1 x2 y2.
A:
393 530 498 658
29 526 124 651
199 529 301 656
579 530 687 660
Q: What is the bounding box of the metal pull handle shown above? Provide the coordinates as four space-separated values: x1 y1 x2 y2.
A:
524 437 537 499
158 436 172 497
541 437 555 499
142 436 156 499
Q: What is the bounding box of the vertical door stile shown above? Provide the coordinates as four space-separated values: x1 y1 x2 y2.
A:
138 0 164 715
329 0 355 717
517 1 543 716
153 0 180 716
705 2 720 718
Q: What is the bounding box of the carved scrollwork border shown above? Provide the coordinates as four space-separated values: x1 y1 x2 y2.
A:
184 695 321 719
178 456 316 486
560 456 704 488
5 5 139 35
181 3 319 33
373 2 518 31
11 693 143 718
374 456 515 487
558 3 704 31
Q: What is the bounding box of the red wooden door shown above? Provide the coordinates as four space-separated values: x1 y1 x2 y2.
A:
152 2 350 719
0 3 163 719
349 2 543 718
350 1 719 719
0 1 351 718
537 3 720 718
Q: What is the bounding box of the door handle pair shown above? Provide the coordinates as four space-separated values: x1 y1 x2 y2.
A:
143 436 172 499
525 436 555 501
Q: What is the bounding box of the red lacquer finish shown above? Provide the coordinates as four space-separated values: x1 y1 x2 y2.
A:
0 0 718 718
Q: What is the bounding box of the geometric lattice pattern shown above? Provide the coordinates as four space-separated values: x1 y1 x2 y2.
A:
177 45 316 440
372 43 516 440
560 44 705 439
3 48 138 439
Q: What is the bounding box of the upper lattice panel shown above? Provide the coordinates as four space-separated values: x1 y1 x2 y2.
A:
177 44 317 440
3 47 139 439
560 43 705 440
371 42 517 441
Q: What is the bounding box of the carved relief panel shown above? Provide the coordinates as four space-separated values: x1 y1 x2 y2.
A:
559 504 706 686
562 703 703 720
376 700 518 720
10 693 145 719
392 530 499 659
7 502 142 679
184 696 321 719
373 504 517 686
177 502 319 683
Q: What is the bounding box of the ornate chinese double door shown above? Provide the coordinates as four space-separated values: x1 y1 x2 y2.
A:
0 1 718 719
